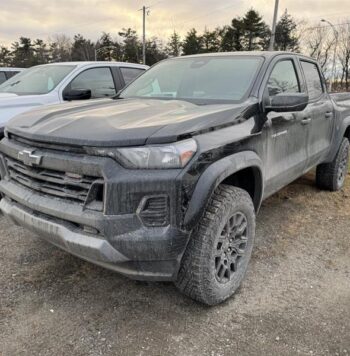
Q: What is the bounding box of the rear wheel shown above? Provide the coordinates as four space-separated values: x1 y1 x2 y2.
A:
316 138 349 191
175 185 255 306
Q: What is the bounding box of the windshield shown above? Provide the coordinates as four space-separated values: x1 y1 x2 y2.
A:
0 64 76 95
120 56 263 104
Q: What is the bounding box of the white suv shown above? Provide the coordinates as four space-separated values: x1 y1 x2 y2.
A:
0 68 23 84
0 62 148 133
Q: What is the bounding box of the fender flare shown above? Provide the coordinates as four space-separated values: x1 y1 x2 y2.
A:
183 151 264 230
325 115 350 162
341 115 350 140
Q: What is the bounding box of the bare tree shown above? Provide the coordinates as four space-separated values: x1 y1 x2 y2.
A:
337 22 350 91
49 34 72 62
299 24 335 80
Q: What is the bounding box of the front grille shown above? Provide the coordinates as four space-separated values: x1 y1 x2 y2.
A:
5 156 98 204
8 133 85 153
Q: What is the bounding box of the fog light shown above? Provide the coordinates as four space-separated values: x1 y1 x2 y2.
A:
137 195 169 227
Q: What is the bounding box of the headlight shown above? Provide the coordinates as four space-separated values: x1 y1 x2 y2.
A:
89 139 197 169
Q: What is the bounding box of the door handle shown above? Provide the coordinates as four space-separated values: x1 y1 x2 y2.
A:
325 112 333 118
301 117 312 125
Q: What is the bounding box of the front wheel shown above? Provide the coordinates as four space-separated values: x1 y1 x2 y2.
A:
316 138 349 191
175 185 255 306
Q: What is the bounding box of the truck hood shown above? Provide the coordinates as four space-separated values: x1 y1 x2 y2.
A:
0 93 53 127
0 93 49 107
7 98 259 147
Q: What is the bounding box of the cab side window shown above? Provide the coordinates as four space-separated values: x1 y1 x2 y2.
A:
267 60 300 97
300 61 323 100
70 67 116 99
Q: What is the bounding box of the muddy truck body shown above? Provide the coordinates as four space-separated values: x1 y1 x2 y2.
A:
0 52 350 305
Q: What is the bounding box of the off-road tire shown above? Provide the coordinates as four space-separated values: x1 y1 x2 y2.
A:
175 185 255 306
316 138 349 191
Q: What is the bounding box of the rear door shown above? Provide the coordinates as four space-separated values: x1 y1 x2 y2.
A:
299 59 334 167
262 56 311 197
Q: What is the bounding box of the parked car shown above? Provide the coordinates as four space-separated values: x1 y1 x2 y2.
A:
0 67 23 85
0 62 148 136
0 52 349 305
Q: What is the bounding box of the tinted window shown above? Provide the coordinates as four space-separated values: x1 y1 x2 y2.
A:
6 71 20 79
70 67 116 99
267 60 300 96
301 61 323 100
0 72 6 85
120 67 144 85
120 56 263 103
0 65 76 95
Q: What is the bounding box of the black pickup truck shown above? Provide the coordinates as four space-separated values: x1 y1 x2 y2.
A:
0 52 349 305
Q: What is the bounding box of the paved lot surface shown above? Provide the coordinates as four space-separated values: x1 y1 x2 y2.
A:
0 171 349 356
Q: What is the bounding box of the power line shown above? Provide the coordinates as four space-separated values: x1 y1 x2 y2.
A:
148 0 168 8
177 2 242 27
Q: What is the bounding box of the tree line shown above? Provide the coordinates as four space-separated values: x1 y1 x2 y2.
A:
0 9 299 68
1 7 349 91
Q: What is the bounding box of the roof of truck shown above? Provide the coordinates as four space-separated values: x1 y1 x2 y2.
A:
0 67 24 71
37 61 149 69
180 51 313 60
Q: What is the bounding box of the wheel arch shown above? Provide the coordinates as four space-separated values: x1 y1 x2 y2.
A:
183 151 264 230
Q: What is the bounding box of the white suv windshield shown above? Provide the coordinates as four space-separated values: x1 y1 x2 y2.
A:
0 65 76 95
120 56 263 104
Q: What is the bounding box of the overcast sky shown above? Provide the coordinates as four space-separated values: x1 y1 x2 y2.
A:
0 0 349 46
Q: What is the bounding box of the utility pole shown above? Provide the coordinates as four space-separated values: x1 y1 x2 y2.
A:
321 19 339 92
268 0 279 51
142 6 147 65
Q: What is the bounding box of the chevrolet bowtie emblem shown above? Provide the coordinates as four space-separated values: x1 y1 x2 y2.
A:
18 149 42 166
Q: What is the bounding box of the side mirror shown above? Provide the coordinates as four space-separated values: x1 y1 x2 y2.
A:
265 93 309 113
63 88 92 101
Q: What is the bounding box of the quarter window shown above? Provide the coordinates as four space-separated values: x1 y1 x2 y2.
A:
0 72 6 85
6 71 20 79
301 61 323 100
120 67 145 85
267 60 300 96
70 67 116 99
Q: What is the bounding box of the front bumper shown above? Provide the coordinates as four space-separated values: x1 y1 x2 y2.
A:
0 197 188 281
0 136 191 281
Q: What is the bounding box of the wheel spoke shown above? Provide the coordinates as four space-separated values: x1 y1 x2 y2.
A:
218 264 226 279
236 219 247 235
214 211 249 284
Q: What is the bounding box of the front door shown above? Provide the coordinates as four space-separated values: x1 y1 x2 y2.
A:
262 58 310 198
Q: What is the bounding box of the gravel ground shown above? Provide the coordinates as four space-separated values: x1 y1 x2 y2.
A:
0 171 349 356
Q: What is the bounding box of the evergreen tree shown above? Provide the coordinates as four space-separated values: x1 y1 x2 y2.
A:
202 28 221 53
166 31 182 57
11 37 36 67
96 32 121 61
275 10 299 51
71 34 95 61
242 9 270 51
118 28 141 63
221 18 245 51
33 39 50 64
146 38 167 65
0 46 12 66
182 29 203 55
